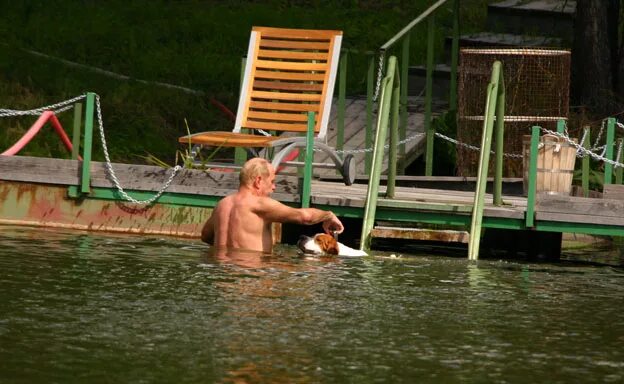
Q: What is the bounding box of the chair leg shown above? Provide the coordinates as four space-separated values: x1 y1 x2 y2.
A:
271 142 356 185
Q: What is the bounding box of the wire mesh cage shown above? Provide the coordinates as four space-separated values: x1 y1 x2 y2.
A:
457 48 571 177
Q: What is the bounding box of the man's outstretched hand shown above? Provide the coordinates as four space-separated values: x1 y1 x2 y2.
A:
323 212 344 235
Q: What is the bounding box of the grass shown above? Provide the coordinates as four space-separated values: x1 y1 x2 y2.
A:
0 0 489 164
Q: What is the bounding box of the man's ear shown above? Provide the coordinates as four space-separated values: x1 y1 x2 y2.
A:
252 175 263 189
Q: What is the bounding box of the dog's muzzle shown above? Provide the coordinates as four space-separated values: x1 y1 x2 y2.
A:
297 235 318 255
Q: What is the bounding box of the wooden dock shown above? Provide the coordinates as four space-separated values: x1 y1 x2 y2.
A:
313 96 447 177
2 156 624 254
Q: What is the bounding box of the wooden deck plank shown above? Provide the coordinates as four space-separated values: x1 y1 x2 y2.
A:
313 98 431 177
1 155 622 229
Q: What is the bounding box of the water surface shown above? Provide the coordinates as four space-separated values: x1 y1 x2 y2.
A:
1 226 622 383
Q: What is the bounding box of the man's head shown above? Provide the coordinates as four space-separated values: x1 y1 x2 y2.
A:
240 158 276 196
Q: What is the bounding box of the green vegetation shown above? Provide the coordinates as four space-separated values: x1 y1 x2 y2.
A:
0 0 488 164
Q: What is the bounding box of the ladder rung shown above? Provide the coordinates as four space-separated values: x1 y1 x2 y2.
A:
371 226 470 243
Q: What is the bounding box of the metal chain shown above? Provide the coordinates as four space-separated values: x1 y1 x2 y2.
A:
434 131 523 158
0 94 86 117
94 95 181 205
540 127 624 168
372 50 386 102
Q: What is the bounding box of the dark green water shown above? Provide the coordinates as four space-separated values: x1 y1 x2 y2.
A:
1 226 623 383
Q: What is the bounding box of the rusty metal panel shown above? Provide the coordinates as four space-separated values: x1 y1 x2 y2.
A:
0 181 211 238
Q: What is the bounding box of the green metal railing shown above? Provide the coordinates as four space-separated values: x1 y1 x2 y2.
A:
332 0 459 176
360 56 400 251
467 61 506 260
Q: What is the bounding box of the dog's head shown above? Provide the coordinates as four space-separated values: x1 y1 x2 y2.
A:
297 234 339 256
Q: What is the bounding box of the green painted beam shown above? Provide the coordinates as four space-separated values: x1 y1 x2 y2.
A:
604 117 615 186
535 221 624 237
301 112 315 208
525 126 540 227
80 92 95 194
86 187 222 207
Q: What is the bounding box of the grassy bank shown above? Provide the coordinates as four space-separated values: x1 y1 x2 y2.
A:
0 0 487 164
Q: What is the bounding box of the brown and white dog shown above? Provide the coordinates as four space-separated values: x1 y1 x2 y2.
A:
297 234 368 257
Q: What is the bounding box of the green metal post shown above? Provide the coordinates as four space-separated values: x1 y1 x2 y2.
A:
360 57 397 251
557 119 566 134
604 117 615 186
525 126 540 228
235 57 247 165
71 102 83 160
449 0 459 112
301 112 315 208
424 16 435 176
387 65 400 199
616 138 623 184
80 92 95 195
467 61 501 260
493 71 505 206
582 126 590 197
366 54 375 175
400 35 410 174
68 101 84 198
337 51 347 158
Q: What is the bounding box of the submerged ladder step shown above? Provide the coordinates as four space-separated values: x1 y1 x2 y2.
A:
371 226 470 243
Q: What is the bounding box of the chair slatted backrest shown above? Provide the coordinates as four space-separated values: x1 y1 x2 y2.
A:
233 26 342 140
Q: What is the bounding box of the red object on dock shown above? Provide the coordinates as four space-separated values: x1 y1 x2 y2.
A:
1 111 79 159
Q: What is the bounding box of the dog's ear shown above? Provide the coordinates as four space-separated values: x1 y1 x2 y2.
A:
317 234 339 255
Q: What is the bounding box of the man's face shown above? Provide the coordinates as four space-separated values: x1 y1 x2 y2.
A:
258 165 276 196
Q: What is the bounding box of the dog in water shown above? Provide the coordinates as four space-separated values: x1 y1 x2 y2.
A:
297 233 367 257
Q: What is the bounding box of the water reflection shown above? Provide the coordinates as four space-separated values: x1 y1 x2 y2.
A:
0 226 623 383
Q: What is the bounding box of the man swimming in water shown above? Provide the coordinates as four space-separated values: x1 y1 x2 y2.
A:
201 158 344 253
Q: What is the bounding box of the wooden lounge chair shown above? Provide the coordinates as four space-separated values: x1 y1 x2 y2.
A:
178 26 355 185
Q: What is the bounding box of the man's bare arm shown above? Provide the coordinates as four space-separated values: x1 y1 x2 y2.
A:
255 197 344 233
201 213 215 244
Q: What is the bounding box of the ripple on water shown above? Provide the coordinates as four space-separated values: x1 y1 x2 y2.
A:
0 226 623 383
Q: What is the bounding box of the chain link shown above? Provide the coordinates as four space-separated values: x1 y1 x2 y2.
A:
372 51 386 102
94 95 181 205
434 132 524 158
0 94 86 117
540 127 624 168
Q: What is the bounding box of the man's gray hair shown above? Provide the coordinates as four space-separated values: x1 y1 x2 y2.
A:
240 158 270 186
